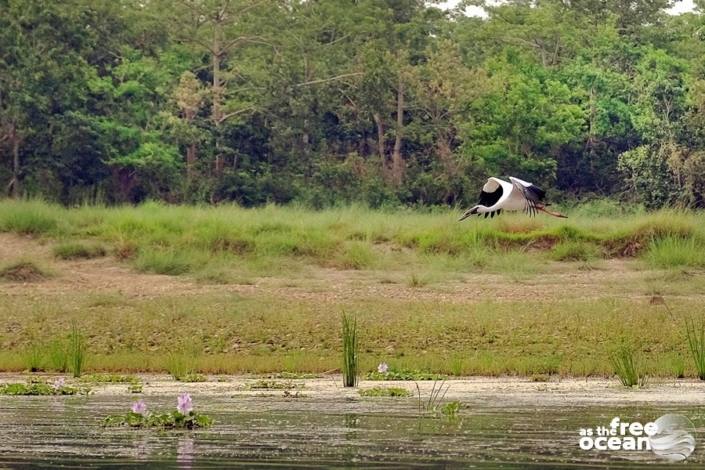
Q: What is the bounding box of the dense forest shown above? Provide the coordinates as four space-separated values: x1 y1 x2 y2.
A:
1 0 705 208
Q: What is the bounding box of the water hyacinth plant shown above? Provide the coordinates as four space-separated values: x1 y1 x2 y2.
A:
103 393 213 429
366 367 445 381
341 313 358 387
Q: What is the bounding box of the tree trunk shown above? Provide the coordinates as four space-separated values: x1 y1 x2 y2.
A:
390 77 405 186
372 112 385 162
7 124 20 198
186 143 197 181
212 21 224 175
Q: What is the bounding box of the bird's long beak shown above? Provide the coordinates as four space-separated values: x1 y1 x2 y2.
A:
458 207 477 221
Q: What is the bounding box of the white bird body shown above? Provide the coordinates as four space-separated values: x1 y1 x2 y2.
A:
459 176 566 220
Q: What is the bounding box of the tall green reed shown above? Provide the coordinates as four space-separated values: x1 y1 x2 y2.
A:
341 313 358 387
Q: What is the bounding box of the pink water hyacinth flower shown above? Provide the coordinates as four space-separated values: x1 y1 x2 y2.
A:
177 393 193 414
131 399 147 415
377 362 389 374
52 377 65 390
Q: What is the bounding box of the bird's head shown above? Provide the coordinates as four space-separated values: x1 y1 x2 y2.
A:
458 206 479 221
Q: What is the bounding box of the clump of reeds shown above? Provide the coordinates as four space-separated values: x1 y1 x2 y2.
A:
609 342 647 388
685 317 705 380
341 313 358 387
69 323 87 378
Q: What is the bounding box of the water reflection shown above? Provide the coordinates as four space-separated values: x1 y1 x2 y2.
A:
177 436 194 469
0 394 702 468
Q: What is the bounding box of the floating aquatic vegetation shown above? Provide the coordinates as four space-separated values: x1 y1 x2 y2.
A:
0 378 89 396
366 367 445 381
359 386 411 397
103 394 213 429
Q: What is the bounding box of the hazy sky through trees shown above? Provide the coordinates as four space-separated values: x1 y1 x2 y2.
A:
438 0 696 16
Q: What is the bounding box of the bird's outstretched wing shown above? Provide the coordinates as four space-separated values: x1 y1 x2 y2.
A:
509 177 545 217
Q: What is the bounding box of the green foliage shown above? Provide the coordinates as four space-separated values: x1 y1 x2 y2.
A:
341 313 359 387
103 410 213 429
359 386 411 397
1 0 704 209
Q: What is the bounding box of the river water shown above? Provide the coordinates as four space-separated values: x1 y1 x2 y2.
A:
0 392 702 468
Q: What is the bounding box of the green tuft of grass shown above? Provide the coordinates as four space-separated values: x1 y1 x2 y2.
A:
0 260 51 282
551 241 599 262
342 313 359 387
644 237 705 269
53 242 107 260
359 386 411 397
609 343 647 388
135 249 210 275
23 345 44 372
0 201 59 234
335 242 376 269
48 339 69 372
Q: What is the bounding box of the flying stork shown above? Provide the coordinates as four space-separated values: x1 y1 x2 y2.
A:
459 176 567 220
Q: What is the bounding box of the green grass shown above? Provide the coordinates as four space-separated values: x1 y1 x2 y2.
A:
1 200 705 378
53 242 107 260
1 200 704 280
359 386 411 397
